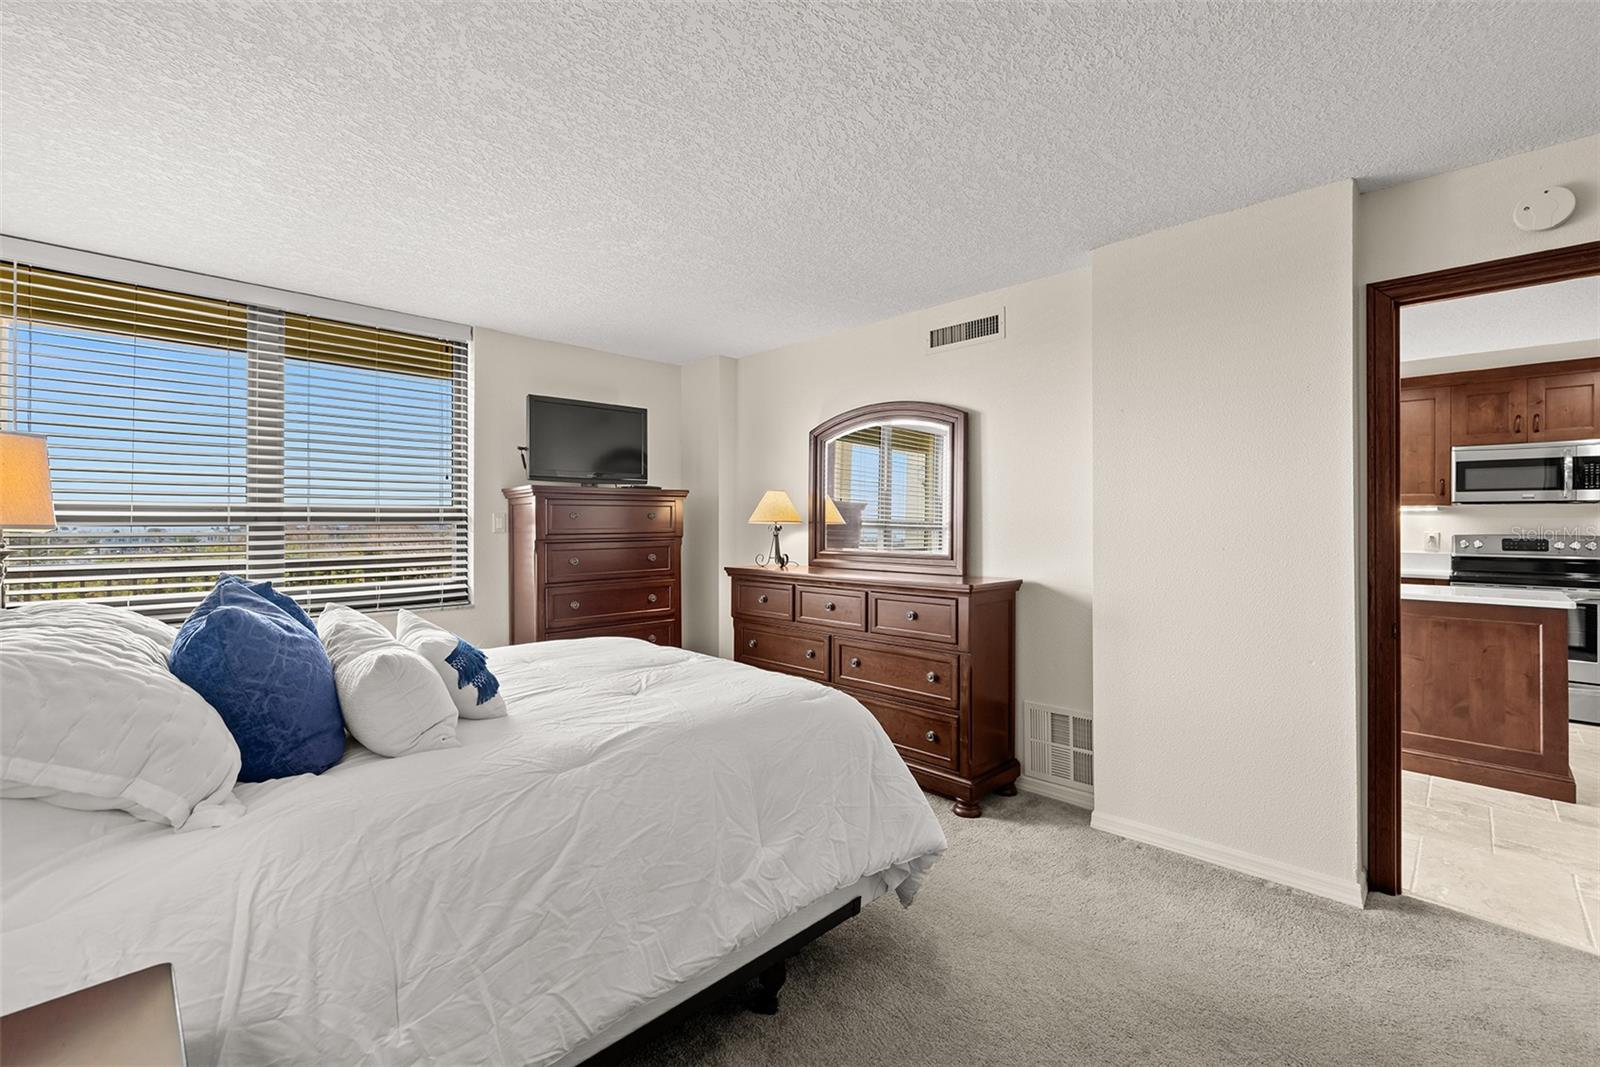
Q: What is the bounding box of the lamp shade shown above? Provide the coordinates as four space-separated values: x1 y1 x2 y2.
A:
748 490 801 526
823 496 846 525
0 432 55 529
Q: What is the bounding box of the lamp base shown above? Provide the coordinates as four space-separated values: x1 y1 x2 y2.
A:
755 524 792 570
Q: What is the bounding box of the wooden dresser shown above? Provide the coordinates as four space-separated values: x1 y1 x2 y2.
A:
725 564 1021 817
504 485 687 646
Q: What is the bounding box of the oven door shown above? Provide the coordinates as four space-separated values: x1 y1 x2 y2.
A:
1570 596 1598 688
1452 443 1575 503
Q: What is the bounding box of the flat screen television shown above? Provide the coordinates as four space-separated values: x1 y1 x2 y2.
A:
525 395 648 484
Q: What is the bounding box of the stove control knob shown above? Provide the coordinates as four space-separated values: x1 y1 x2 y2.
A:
1472 540 1484 549
1555 541 1567 550
1587 542 1599 551
1459 538 1471 549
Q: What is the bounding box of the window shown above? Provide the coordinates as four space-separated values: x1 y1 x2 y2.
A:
0 261 470 619
828 421 948 552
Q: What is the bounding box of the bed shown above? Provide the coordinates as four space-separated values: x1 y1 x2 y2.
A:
1 636 947 1065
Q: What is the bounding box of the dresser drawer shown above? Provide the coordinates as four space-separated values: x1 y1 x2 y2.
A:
834 639 959 711
796 587 866 630
735 624 829 680
545 579 675 631
735 579 794 621
869 593 960 644
856 695 958 770
542 498 680 538
556 619 679 647
540 541 677 583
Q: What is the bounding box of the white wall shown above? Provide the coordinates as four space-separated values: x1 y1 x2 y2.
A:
391 327 686 648
724 269 1096 751
1358 135 1599 284
1090 181 1363 904
679 355 739 653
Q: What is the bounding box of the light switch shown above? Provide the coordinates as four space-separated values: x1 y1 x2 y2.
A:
491 512 507 534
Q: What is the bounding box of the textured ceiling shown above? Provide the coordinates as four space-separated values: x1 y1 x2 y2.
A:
3 2 1598 363
1401 278 1600 362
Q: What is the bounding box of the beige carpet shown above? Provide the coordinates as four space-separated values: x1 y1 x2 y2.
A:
631 792 1599 1066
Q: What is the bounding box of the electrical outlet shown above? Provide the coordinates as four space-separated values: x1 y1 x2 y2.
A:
491 512 507 534
1424 530 1441 552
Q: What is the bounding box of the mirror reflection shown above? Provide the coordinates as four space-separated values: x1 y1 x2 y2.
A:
823 418 951 555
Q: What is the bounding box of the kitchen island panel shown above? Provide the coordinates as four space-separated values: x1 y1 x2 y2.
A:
1402 597 1576 803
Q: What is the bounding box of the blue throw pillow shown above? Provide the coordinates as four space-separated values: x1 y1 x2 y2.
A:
231 575 317 635
170 577 345 782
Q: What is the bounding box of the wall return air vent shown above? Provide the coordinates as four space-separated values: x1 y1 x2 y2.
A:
1024 701 1093 805
929 310 1004 351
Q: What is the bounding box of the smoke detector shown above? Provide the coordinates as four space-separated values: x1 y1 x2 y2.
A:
1512 186 1576 232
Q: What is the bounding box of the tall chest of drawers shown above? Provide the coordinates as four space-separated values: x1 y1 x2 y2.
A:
725 564 1021 817
504 485 687 647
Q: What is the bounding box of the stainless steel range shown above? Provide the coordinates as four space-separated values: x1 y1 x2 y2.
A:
1452 533 1600 724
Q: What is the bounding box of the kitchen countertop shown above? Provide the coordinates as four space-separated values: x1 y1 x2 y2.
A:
1401 584 1577 611
1400 552 1451 580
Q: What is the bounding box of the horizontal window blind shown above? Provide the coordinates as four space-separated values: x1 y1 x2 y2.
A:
0 261 470 619
828 420 948 553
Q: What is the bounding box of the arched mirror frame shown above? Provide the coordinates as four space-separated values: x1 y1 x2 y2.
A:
808 400 967 575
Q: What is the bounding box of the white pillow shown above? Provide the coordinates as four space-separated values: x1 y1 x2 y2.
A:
0 602 244 831
318 604 459 757
395 610 507 720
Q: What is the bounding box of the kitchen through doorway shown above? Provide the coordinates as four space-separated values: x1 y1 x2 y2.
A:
1367 242 1600 952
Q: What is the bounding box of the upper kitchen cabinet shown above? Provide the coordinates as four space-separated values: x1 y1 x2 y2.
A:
1399 385 1452 505
1528 370 1600 442
1451 376 1528 445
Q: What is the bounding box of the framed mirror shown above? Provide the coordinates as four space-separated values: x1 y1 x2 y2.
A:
808 401 966 575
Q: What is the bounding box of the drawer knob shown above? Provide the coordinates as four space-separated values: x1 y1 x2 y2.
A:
648 634 658 643
747 638 758 649
824 601 836 611
568 557 580 566
647 593 658 604
905 610 918 621
924 730 938 743
757 593 768 604
647 511 657 520
849 657 861 668
568 511 579 520
569 600 581 610
926 671 938 684
804 649 816 659
647 553 658 562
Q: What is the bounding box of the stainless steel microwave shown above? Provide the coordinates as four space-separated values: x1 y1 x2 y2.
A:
1451 439 1600 503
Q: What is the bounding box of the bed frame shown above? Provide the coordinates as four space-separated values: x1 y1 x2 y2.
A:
569 895 864 1067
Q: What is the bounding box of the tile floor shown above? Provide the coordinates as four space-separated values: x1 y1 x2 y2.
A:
1404 722 1600 953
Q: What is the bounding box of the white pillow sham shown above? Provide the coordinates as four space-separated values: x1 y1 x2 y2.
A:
318 604 459 757
0 602 244 831
394 610 507 720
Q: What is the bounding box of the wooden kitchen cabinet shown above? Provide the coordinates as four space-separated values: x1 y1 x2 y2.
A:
1528 369 1600 442
1399 385 1452 505
1451 376 1528 445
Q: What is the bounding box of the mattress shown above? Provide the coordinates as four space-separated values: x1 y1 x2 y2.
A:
1 637 946 1065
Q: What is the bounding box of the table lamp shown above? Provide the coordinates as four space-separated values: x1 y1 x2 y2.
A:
0 432 56 610
748 490 801 570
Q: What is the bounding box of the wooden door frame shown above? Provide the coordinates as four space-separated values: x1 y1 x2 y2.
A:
1365 240 1600 895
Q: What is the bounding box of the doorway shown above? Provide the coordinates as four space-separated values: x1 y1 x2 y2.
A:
1367 241 1600 917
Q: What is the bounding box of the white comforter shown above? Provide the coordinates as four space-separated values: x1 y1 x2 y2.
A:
1 638 946 1065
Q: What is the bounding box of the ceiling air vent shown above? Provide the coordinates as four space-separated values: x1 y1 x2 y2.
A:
929 310 1003 351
